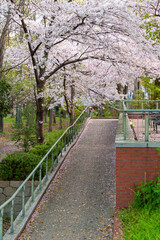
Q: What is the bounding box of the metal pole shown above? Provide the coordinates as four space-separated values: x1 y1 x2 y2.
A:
31 174 34 202
39 165 42 190
61 139 62 157
51 150 54 170
123 111 126 140
46 156 48 180
56 143 58 163
0 209 4 240
64 133 66 151
145 114 149 142
22 185 25 217
10 200 14 234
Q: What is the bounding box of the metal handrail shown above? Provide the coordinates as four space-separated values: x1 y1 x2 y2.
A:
0 107 89 239
122 109 160 142
123 109 160 112
123 100 160 110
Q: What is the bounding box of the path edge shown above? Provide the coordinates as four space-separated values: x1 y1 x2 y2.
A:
113 208 123 240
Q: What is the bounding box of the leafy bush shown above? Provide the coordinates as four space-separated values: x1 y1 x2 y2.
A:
0 128 68 181
31 129 65 157
134 172 160 209
11 103 36 152
31 144 50 157
0 152 45 180
75 105 85 118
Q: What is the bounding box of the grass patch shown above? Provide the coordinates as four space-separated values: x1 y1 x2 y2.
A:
0 131 10 135
4 117 15 123
119 206 160 239
44 129 65 142
119 173 160 239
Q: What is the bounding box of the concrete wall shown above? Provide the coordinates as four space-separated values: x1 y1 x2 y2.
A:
0 180 39 217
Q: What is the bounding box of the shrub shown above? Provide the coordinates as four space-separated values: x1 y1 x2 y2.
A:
134 172 160 209
31 130 65 157
11 103 36 152
0 152 45 180
31 144 50 157
0 129 67 181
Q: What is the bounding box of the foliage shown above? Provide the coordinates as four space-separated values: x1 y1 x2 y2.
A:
44 129 65 145
134 89 145 100
141 74 160 100
75 104 85 118
92 103 118 118
31 144 50 158
92 109 99 117
11 104 36 152
0 77 11 118
0 128 67 181
2 0 160 143
0 152 44 180
4 118 15 123
143 17 160 43
119 205 160 240
134 173 160 209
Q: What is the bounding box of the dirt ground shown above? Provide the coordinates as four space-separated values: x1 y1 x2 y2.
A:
0 118 70 162
0 136 20 161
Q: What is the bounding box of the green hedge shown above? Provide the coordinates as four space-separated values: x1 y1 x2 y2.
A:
0 152 45 180
0 128 76 181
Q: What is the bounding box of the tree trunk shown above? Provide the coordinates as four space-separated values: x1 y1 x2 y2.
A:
117 83 123 94
53 108 56 124
10 97 15 118
70 81 75 125
0 12 11 79
44 107 48 123
16 104 22 125
59 111 62 129
48 109 53 132
98 107 104 117
36 97 44 144
20 16 46 144
0 117 4 133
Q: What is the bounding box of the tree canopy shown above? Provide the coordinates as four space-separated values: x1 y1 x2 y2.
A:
1 0 160 142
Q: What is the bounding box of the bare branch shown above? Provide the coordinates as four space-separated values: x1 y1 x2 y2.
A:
1 56 30 74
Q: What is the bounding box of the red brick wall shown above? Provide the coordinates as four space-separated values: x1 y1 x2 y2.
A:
116 147 160 207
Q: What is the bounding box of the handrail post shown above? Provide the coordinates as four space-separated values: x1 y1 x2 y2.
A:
64 133 66 151
46 156 48 180
22 185 25 217
39 164 42 189
123 111 126 140
10 200 14 234
56 143 58 163
73 125 75 139
69 128 71 144
61 139 62 156
0 209 4 240
145 114 149 142
51 150 54 170
31 174 34 202
72 127 73 142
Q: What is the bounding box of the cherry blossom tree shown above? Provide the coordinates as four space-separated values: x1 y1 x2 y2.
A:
4 0 160 143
